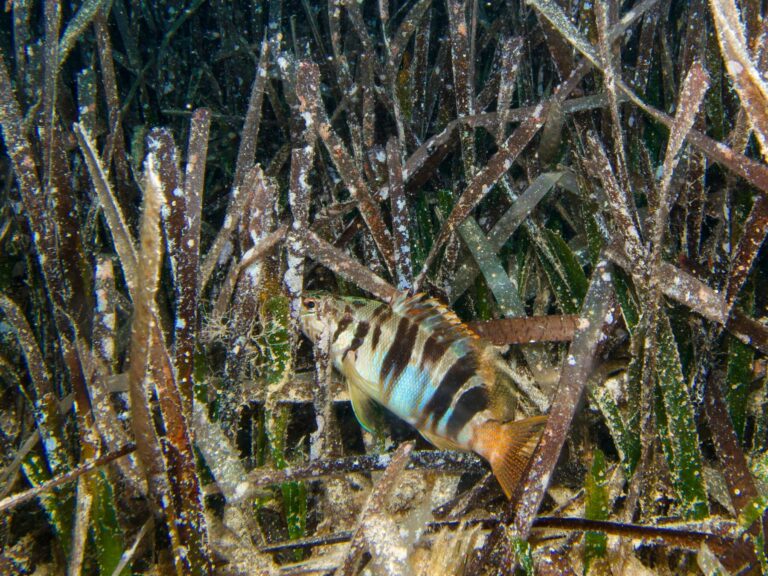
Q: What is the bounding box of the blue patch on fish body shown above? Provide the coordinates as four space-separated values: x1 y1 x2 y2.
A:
385 365 432 424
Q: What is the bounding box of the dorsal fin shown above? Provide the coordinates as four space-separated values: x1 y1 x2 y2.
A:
391 292 480 341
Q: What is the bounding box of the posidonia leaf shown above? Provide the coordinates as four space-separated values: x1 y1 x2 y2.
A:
709 0 768 161
450 172 563 302
726 335 753 442
588 383 640 476
457 216 524 317
531 227 588 314
268 404 308 554
261 295 307 551
510 260 617 540
512 538 534 576
582 207 607 266
655 312 709 520
736 490 768 573
388 138 413 292
90 471 127 576
738 494 768 534
612 268 641 333
584 449 609 570
21 454 74 560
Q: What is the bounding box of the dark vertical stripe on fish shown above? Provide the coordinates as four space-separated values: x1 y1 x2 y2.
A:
380 317 418 392
424 354 478 427
370 322 383 352
446 386 489 437
346 321 370 356
332 312 353 343
369 303 389 322
420 333 451 369
369 304 390 353
369 304 387 349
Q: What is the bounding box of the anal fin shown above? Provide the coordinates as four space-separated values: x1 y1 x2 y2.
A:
420 429 464 452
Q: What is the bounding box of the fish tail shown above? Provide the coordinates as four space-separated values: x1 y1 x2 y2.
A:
475 415 547 499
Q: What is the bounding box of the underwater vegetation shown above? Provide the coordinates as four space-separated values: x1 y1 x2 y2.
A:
0 0 767 574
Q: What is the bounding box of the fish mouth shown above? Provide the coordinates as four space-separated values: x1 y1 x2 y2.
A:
297 304 325 342
297 308 316 327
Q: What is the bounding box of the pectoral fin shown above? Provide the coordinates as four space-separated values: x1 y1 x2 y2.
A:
348 382 378 433
341 352 380 433
341 351 378 397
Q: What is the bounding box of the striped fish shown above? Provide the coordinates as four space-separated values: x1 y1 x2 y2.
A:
300 291 546 498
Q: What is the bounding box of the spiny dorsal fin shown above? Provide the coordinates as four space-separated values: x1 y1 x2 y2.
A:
391 292 480 341
475 415 547 499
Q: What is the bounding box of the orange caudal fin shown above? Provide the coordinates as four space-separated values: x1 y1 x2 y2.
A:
475 416 547 499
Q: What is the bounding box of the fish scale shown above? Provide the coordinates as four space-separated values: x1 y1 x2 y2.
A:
300 291 547 498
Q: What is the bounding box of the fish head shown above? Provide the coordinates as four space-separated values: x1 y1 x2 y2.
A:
299 291 345 344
